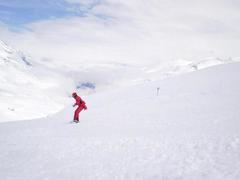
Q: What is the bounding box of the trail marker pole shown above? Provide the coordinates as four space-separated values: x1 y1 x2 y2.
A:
157 87 160 96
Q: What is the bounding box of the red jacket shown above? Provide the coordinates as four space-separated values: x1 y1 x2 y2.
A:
74 95 87 108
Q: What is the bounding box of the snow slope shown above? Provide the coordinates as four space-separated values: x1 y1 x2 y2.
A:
0 62 240 180
1 40 240 122
0 40 75 121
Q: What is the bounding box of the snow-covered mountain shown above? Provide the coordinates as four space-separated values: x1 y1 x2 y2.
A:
0 40 32 66
0 62 239 179
1 40 239 122
0 40 75 121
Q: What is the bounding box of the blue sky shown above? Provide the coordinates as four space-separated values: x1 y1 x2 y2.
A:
0 0 99 28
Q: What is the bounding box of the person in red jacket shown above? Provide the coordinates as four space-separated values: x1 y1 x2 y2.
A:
72 92 87 123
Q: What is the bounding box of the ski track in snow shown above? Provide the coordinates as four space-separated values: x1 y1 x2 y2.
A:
0 63 240 179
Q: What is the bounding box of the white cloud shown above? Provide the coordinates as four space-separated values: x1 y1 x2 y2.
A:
0 0 240 68
65 0 98 5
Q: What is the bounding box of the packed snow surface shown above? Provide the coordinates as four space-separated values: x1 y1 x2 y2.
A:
0 63 240 180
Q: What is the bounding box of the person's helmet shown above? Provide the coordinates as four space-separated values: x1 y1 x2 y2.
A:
72 92 77 97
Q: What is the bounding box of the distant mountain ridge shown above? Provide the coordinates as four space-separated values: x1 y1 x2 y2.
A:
0 40 32 67
0 40 239 121
0 40 74 121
